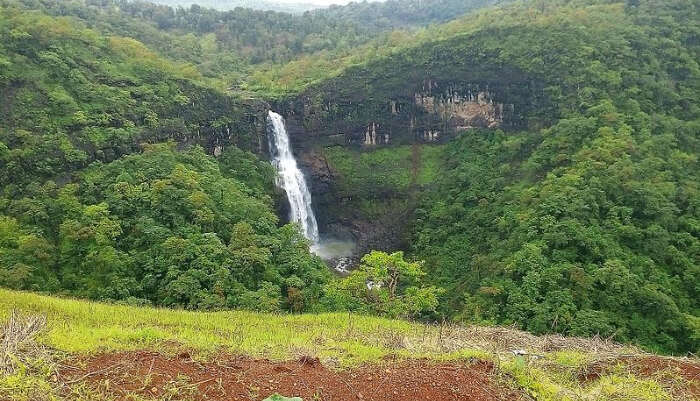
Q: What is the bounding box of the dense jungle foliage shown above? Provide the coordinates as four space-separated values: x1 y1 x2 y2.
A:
0 144 331 310
295 0 699 353
149 0 319 14
0 4 271 188
0 0 698 355
0 5 330 311
403 1 699 353
314 0 507 31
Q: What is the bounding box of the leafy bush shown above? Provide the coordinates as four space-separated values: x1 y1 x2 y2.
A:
322 251 443 319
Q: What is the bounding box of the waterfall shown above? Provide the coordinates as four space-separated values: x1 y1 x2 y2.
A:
266 111 320 244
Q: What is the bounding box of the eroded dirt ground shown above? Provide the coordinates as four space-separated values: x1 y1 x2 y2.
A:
56 351 700 401
580 356 700 399
59 352 524 401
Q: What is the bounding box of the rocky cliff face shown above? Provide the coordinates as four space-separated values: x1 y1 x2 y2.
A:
297 146 425 257
272 78 546 255
190 97 269 157
262 32 553 256
277 79 537 150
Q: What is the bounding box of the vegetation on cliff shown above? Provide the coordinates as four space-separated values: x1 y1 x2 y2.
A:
407 0 699 354
0 7 326 311
4 0 514 97
0 4 261 188
294 0 699 353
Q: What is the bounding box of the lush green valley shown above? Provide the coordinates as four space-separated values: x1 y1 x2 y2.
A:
0 0 698 364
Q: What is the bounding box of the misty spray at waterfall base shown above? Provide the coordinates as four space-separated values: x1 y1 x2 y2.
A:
267 111 356 272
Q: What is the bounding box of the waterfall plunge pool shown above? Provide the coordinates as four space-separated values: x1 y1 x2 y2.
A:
311 238 357 274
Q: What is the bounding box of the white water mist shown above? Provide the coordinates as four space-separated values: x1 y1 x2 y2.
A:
266 111 320 244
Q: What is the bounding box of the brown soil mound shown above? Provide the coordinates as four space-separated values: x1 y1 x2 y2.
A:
628 356 700 381
59 351 525 401
578 356 700 398
627 356 700 398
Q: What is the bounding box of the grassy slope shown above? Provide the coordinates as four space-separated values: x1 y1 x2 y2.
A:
1 289 696 401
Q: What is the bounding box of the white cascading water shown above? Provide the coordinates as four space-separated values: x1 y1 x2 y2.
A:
266 111 320 244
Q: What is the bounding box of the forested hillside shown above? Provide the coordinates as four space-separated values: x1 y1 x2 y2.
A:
281 0 699 353
315 0 507 30
0 0 698 357
410 0 700 354
0 5 329 311
149 0 320 14
0 5 264 184
5 0 509 94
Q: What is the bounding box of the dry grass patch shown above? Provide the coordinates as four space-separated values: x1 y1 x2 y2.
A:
1 310 48 375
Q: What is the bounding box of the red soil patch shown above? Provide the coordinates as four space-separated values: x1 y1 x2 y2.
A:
626 356 700 380
579 356 700 398
625 356 700 397
59 351 524 401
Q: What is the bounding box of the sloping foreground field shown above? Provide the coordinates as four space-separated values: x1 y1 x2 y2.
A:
0 289 697 401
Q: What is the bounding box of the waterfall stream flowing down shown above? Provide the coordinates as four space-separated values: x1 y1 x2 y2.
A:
266 111 320 244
